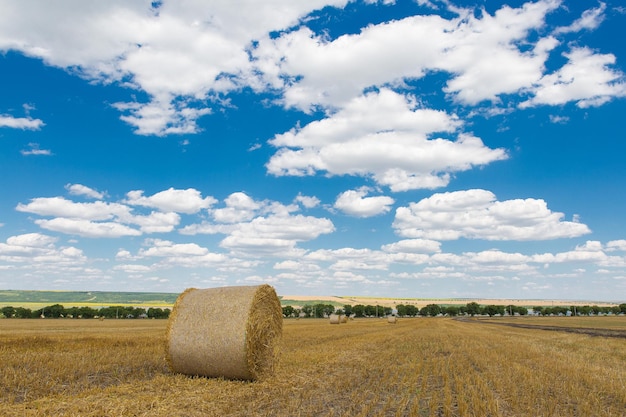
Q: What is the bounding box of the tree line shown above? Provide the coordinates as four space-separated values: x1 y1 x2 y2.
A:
282 302 626 318
0 304 171 319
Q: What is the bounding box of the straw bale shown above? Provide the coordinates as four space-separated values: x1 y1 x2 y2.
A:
166 284 282 381
329 314 341 324
340 315 348 323
388 316 398 324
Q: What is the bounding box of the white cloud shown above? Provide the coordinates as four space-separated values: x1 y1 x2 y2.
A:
125 187 216 214
553 2 606 34
139 239 208 257
606 240 626 252
521 47 626 108
381 239 442 254
1 1 621 137
211 192 263 223
256 0 561 110
20 143 52 156
334 187 394 217
34 218 141 238
0 114 44 130
65 184 105 199
220 214 335 256
294 193 320 209
0 233 85 265
0 0 349 135
16 197 131 220
393 189 591 241
267 89 506 191
129 211 181 234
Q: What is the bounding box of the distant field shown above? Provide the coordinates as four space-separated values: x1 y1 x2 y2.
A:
0 290 179 309
1 317 625 416
1 290 621 310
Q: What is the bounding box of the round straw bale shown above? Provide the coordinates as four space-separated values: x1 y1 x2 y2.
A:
329 314 341 324
340 315 348 323
388 316 397 324
166 284 282 381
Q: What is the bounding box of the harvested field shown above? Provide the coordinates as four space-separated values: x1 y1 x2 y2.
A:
1 317 625 416
468 316 626 339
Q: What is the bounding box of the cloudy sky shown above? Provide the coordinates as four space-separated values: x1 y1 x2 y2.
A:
1 0 626 301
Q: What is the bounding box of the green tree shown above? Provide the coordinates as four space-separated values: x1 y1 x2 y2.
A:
420 304 441 317
1 306 16 318
11 307 33 318
396 304 407 317
301 305 313 318
619 303 626 314
352 304 365 318
364 304 384 317
78 306 97 318
282 305 295 318
405 305 419 317
483 305 504 317
532 306 544 316
343 304 353 317
444 306 460 316
147 307 169 319
465 302 481 317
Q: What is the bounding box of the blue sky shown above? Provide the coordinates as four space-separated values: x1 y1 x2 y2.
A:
1 0 626 301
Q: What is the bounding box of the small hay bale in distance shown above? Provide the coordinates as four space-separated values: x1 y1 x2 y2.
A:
388 316 398 324
329 314 341 324
166 284 282 381
340 315 348 323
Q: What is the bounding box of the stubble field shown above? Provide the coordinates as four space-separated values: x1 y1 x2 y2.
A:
1 317 625 416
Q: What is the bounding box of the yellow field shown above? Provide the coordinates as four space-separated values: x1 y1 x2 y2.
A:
1 317 625 416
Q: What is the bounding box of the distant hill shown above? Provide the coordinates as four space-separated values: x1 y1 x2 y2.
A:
0 290 180 307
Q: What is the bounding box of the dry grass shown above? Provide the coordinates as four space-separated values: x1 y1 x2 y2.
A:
1 317 625 416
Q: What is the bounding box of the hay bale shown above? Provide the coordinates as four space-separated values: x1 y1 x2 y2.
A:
340 315 348 323
166 284 282 381
329 314 341 324
388 316 397 324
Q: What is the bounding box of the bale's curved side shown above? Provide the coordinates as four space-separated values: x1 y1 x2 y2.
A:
329 314 340 324
166 285 282 380
245 284 283 380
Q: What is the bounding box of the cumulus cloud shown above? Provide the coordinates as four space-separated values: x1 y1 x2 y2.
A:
0 232 85 264
65 184 105 199
34 218 142 238
20 143 52 156
267 89 507 191
1 1 621 136
0 114 44 130
553 2 606 34
393 189 592 241
294 193 320 209
219 214 335 256
125 187 216 214
16 188 213 237
381 239 442 254
334 187 394 217
0 0 348 135
606 240 626 252
211 192 263 223
520 47 626 108
16 197 131 220
256 0 562 110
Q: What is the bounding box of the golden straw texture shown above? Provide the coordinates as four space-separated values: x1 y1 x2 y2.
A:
166 285 282 380
329 314 341 324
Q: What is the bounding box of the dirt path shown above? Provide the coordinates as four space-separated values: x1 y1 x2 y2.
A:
455 317 626 339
